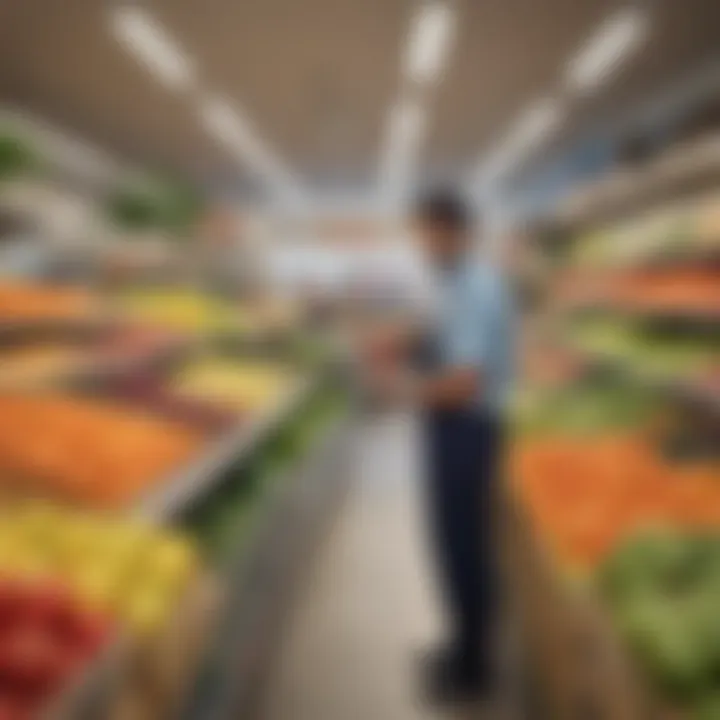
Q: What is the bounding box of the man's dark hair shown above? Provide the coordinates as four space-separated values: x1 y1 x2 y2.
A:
415 188 472 233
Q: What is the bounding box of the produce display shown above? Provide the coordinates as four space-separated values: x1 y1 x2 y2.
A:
0 575 112 718
0 502 199 636
600 529 720 714
0 266 335 718
0 283 98 324
514 432 719 568
0 394 202 509
172 358 296 411
514 381 657 436
520 167 720 717
116 291 241 334
0 347 83 388
570 193 720 268
105 372 239 434
0 325 185 390
558 268 720 316
91 324 186 364
568 318 719 385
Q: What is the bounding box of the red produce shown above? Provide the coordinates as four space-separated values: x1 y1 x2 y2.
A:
0 579 24 631
0 695 30 720
0 578 111 716
0 627 62 696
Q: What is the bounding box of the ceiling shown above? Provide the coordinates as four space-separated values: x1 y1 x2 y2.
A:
0 0 719 206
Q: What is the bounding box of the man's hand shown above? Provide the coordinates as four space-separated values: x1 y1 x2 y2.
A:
419 366 480 409
366 365 480 410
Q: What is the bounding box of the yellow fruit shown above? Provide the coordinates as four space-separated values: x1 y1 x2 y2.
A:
73 566 120 611
175 360 293 409
150 537 197 591
124 590 170 635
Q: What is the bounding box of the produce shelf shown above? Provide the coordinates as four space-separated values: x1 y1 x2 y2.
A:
561 301 720 326
501 485 680 720
44 634 128 720
568 242 720 272
557 341 720 413
555 133 720 229
135 377 317 522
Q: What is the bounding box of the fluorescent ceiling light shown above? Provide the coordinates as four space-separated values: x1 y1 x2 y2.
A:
475 98 564 187
379 99 426 202
110 6 195 91
404 1 456 86
511 98 564 152
566 7 649 92
389 99 426 152
199 95 303 204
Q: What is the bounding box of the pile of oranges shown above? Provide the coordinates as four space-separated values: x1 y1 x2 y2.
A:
0 394 202 509
513 433 720 568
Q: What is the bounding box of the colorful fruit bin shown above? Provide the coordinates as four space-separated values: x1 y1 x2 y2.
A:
0 393 206 511
0 501 219 720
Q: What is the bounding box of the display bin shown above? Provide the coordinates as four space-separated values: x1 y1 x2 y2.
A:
42 636 129 720
109 573 222 720
42 573 221 720
501 486 682 720
0 303 349 718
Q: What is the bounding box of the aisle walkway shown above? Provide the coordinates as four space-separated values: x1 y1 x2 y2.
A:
259 412 449 720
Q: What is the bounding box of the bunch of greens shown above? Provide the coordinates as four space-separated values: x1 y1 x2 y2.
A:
599 529 720 714
106 178 203 235
0 129 39 180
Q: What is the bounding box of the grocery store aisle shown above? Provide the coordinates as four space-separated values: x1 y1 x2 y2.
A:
259 412 450 720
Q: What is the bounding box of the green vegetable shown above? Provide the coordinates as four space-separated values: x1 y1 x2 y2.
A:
0 131 38 180
601 530 720 706
693 693 720 720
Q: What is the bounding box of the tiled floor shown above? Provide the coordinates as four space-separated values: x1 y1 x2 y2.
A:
259 413 449 720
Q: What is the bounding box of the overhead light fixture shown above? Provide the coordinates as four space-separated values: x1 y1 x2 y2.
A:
475 98 564 187
403 1 456 86
379 98 426 203
511 98 564 153
110 5 195 91
389 98 426 152
566 6 649 93
199 95 303 204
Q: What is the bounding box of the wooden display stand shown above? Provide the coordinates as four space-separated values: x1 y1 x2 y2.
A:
500 488 678 720
110 574 222 720
45 573 221 720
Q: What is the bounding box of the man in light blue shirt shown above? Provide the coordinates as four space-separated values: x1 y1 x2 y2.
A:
370 189 514 704
437 258 515 413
